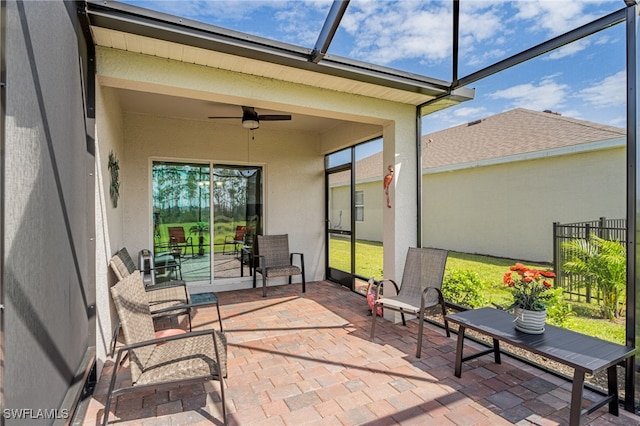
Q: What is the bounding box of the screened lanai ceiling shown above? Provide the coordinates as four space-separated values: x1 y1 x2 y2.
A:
87 1 629 132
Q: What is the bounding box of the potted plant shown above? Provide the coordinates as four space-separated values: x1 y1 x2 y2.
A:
503 263 556 334
189 222 209 256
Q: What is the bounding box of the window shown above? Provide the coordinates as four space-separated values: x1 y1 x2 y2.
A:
355 190 364 222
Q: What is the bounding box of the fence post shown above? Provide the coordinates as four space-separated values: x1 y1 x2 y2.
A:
553 222 560 288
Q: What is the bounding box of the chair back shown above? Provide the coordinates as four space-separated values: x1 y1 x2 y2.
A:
257 234 291 267
168 226 187 244
234 226 247 241
399 247 448 304
109 247 137 280
110 272 157 383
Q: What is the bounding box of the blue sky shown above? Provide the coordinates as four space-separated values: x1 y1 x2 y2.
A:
119 1 627 134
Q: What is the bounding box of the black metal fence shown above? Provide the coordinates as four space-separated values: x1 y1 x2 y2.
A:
553 217 626 302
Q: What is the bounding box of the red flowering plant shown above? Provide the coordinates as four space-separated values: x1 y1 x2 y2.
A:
503 263 556 311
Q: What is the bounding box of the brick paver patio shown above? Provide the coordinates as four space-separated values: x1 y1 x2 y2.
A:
81 281 640 425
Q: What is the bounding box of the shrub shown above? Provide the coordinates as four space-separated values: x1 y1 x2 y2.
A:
443 269 488 309
545 287 575 327
562 235 626 320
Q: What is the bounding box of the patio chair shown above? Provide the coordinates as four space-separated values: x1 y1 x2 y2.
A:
370 247 450 358
223 225 246 255
103 272 227 425
253 234 305 297
108 248 222 354
167 226 195 257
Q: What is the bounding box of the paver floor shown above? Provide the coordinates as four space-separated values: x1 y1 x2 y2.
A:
81 281 640 425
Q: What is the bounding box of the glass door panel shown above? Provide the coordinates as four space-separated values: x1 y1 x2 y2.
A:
212 166 263 279
354 139 384 293
152 162 211 283
326 150 353 288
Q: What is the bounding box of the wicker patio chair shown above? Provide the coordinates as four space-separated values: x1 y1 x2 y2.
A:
370 247 450 358
103 272 227 425
108 248 222 354
253 234 305 297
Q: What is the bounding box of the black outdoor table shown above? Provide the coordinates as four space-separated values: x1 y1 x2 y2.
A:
446 307 635 426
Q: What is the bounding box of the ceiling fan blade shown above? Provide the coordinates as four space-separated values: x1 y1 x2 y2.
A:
259 114 292 121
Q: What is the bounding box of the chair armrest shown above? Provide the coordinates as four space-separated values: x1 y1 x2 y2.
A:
376 279 399 299
255 254 265 269
145 280 186 291
115 328 217 353
420 286 445 307
290 252 304 266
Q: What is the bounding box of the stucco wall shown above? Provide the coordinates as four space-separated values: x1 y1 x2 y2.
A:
422 147 626 262
121 113 326 290
94 85 125 370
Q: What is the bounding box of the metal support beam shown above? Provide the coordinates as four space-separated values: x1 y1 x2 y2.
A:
625 2 638 413
311 0 349 63
457 8 626 88
452 0 459 86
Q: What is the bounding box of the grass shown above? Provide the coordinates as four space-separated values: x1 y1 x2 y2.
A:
331 239 626 345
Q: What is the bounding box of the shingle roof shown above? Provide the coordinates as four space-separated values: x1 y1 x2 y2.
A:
338 108 626 185
421 108 625 169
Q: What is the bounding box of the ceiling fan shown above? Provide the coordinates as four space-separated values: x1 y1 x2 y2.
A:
208 106 291 130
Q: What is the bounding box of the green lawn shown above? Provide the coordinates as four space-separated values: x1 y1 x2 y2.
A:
331 239 626 345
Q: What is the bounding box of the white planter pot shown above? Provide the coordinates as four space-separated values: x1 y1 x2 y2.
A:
514 308 547 334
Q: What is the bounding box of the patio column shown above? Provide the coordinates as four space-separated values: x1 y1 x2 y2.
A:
382 116 418 309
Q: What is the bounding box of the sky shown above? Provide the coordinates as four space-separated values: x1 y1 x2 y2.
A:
119 0 627 134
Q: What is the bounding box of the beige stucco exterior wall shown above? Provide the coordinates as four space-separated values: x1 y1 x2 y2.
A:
121 113 325 288
422 146 626 262
94 84 125 372
93 45 423 357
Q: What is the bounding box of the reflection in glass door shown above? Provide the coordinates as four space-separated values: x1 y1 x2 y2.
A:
325 139 384 293
212 166 262 279
152 162 263 283
326 149 353 289
152 162 211 283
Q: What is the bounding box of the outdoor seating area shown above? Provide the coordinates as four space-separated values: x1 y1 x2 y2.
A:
81 281 639 425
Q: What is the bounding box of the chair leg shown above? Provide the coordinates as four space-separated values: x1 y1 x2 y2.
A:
102 350 125 426
216 302 223 331
370 302 378 340
440 299 450 337
262 274 267 297
110 322 120 357
416 309 425 358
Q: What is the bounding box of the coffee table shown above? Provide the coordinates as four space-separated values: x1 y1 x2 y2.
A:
446 307 635 426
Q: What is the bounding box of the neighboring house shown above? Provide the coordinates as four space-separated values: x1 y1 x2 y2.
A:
332 108 626 261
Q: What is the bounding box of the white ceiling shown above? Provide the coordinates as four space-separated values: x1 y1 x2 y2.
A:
113 88 350 133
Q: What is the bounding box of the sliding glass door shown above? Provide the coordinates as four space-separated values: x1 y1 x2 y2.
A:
152 161 262 283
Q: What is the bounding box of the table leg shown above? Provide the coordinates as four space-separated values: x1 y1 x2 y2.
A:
607 364 619 416
569 369 585 426
493 338 501 364
454 326 466 378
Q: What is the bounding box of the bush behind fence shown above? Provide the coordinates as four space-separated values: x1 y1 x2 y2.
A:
553 217 626 303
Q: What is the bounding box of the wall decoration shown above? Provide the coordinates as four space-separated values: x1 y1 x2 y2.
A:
108 150 120 208
383 165 394 208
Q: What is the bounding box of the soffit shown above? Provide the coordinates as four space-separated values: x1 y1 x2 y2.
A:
91 26 444 106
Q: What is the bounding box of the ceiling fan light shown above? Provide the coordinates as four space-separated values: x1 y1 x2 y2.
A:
242 119 259 130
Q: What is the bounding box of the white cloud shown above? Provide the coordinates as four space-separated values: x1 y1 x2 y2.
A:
577 70 626 108
546 38 591 60
488 75 569 111
513 1 598 37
